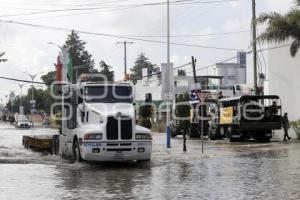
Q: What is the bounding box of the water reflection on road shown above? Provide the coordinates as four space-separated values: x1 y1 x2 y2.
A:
0 122 299 200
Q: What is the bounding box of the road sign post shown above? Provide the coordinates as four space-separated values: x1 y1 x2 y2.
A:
195 90 210 154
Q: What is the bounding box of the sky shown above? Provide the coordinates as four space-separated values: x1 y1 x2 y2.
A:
0 0 296 102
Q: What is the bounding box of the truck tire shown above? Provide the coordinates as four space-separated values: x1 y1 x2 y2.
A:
188 125 199 139
170 127 177 138
208 127 217 140
72 139 82 162
138 159 151 164
256 132 271 143
227 126 235 142
51 135 59 155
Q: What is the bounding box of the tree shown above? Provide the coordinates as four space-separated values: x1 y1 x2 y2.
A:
9 87 55 115
257 2 300 57
64 30 95 80
99 61 115 81
41 71 56 86
0 52 7 63
130 53 155 80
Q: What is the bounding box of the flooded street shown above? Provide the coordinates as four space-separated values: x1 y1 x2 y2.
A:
0 122 300 200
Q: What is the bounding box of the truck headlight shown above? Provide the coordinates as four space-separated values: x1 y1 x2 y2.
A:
84 133 103 140
135 133 152 140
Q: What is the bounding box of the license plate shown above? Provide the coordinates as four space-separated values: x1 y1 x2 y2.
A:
114 152 124 160
83 142 101 147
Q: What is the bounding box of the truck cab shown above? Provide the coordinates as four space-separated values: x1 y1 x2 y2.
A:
59 82 152 162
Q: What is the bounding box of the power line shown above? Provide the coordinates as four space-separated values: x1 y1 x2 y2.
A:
120 30 251 38
0 19 242 51
0 0 133 7
186 43 292 73
133 61 194 81
0 0 239 18
0 76 46 85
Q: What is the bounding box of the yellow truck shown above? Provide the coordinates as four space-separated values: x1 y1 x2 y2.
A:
209 95 282 142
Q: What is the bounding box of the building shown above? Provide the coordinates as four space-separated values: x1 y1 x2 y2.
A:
134 68 191 101
211 52 247 86
268 43 300 120
134 67 230 102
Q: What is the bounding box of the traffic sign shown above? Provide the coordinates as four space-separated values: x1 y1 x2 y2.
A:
195 90 210 103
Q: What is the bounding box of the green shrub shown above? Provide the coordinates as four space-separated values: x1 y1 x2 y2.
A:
291 120 300 128
50 112 61 129
151 121 166 133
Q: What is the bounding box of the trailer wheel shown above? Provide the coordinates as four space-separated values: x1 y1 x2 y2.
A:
72 139 82 163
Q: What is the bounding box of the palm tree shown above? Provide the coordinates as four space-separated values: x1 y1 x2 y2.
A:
257 1 300 57
0 52 7 63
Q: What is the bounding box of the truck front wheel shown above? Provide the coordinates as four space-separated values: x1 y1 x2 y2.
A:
73 139 82 163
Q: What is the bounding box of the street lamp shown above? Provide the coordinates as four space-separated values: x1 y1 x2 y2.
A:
23 72 41 101
17 83 25 114
17 83 24 106
9 90 16 114
48 42 63 50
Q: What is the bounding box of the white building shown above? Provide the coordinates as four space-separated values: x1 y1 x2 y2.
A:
134 67 231 101
268 43 300 120
134 68 191 101
211 52 247 86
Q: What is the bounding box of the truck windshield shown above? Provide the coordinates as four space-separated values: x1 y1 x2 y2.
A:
84 86 133 103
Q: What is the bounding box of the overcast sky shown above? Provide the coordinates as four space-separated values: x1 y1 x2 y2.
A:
0 0 295 102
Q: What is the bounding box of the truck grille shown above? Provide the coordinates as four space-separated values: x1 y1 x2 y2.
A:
106 117 118 140
106 116 133 140
121 117 132 139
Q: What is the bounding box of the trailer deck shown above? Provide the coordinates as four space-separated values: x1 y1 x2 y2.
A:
23 134 59 154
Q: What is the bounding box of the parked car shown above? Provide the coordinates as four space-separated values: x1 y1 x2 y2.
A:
15 115 32 128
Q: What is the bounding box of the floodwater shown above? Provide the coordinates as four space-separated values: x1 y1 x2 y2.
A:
0 122 300 200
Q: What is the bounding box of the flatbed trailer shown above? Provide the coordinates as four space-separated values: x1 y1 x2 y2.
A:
23 134 59 154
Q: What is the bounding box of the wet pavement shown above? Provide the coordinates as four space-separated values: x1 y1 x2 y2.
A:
0 121 300 200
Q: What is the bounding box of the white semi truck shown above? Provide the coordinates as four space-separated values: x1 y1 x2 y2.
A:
58 81 152 162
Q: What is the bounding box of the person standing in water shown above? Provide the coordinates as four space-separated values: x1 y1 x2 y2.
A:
282 113 291 141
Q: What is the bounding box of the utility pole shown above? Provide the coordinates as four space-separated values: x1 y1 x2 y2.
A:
18 84 24 115
166 0 171 149
9 90 15 114
191 57 204 154
18 84 24 107
167 0 170 65
192 56 197 84
117 41 133 80
252 0 258 95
